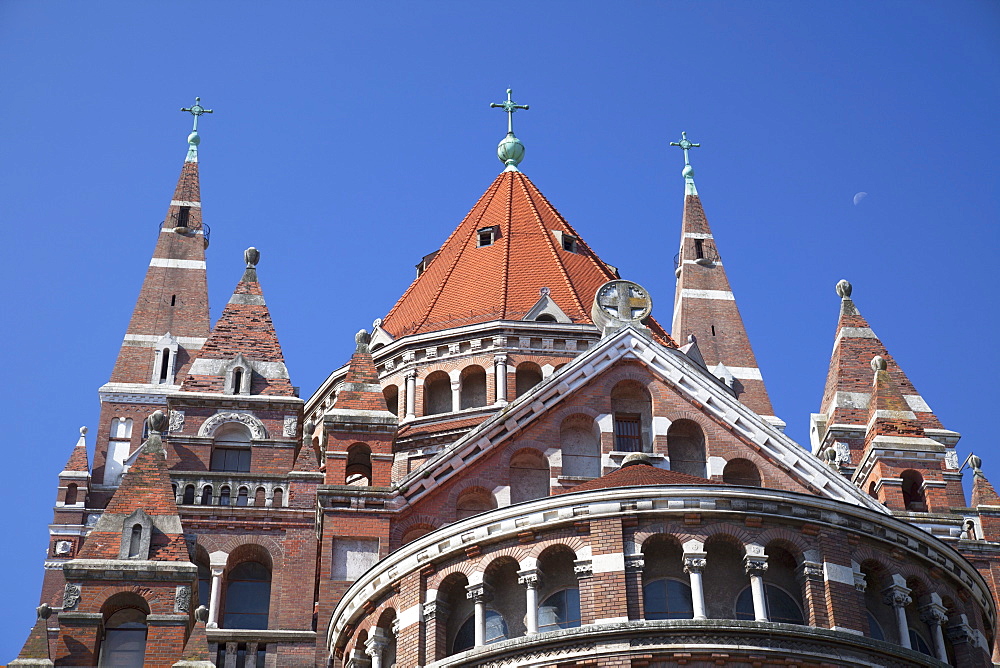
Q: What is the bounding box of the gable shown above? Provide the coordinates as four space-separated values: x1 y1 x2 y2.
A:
396 326 888 515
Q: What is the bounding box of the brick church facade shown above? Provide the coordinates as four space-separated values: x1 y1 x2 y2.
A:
10 98 1000 667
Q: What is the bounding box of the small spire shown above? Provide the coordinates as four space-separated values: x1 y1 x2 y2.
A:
669 131 701 196
242 247 259 283
490 88 529 172
180 97 213 163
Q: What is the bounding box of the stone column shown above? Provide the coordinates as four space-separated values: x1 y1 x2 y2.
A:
881 576 913 650
405 371 416 420
744 554 769 622
494 355 508 406
683 554 708 620
365 631 389 668
207 566 224 628
919 594 950 663
451 374 461 413
466 583 493 647
518 569 542 634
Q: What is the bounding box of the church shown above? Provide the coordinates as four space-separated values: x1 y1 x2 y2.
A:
10 93 1000 667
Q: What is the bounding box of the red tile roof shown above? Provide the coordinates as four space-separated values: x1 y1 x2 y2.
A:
566 459 716 493
380 170 673 343
62 431 90 473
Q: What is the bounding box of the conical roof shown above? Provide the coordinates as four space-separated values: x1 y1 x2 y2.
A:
380 170 671 341
180 249 295 397
62 427 90 474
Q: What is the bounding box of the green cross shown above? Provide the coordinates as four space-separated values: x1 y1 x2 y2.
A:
669 131 700 166
490 88 529 135
181 97 213 132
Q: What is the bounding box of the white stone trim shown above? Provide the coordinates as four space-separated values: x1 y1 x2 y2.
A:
591 553 624 574
123 334 208 346
149 258 206 269
397 603 421 629
823 562 855 585
836 327 877 340
683 232 714 239
680 289 734 300
170 200 201 208
228 294 267 305
727 366 762 381
188 358 290 379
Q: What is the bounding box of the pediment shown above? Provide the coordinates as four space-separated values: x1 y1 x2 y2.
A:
397 326 887 514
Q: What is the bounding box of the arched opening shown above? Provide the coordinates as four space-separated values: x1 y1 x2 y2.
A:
641 535 692 620
219 486 232 506
735 583 804 624
460 365 487 409
345 444 373 486
667 419 707 478
99 606 148 667
611 380 652 452
65 483 78 505
254 487 266 507
535 314 557 322
751 544 805 624
423 371 451 416
538 545 581 632
703 537 746 620
383 384 399 417
722 458 761 486
901 470 926 511
211 423 252 473
456 487 496 520
868 481 879 500
859 561 900 644
127 524 143 558
195 550 212 609
182 485 195 505
159 349 171 383
231 367 244 394
515 362 543 398
400 525 434 546
560 415 601 478
509 449 549 504
223 555 272 630
200 485 213 506
272 488 283 507
236 487 249 507
440 572 472 656
482 557 523 639
374 608 398 667
904 578 935 658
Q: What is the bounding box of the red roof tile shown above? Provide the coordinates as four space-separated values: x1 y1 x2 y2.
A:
380 171 673 343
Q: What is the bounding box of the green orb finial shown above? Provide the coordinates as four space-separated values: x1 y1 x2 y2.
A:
490 88 529 172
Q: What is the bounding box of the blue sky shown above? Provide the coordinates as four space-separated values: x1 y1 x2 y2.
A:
1 1 998 658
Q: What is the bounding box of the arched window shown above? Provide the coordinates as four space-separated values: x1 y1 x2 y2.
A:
535 314 557 322
401 525 434 545
159 348 171 383
223 561 271 629
65 483 78 505
667 419 707 477
560 415 601 478
111 418 133 439
866 610 885 641
272 488 283 507
127 524 143 558
219 486 231 506
908 628 934 656
460 365 487 409
643 579 693 620
454 610 507 649
722 458 761 486
901 470 926 511
456 488 496 520
509 449 549 504
200 485 213 506
611 381 652 452
99 608 147 667
182 485 195 505
538 589 581 631
346 444 373 486
515 362 543 398
424 371 451 416
254 487 266 507
231 367 244 395
197 560 212 608
236 487 249 507
383 385 399 417
734 584 804 624
211 424 252 473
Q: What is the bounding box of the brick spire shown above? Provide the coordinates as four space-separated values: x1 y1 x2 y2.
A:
820 280 942 432
332 330 394 413
10 604 53 666
62 426 90 473
379 170 672 343
670 160 775 419
864 356 927 443
77 412 189 561
179 248 296 397
970 457 1000 508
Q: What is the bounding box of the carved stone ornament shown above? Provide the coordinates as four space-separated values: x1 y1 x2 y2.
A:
744 558 769 577
833 441 851 466
920 605 949 627
198 412 267 439
882 589 912 608
422 600 449 620
624 555 646 572
175 585 192 613
945 449 959 470
573 560 594 578
63 583 81 610
466 583 494 603
517 570 542 588
683 557 707 574
283 415 297 437
591 279 653 328
799 561 824 581
54 540 72 556
946 621 974 643
169 410 185 433
854 571 867 592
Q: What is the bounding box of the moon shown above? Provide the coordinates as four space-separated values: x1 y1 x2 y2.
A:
853 191 868 206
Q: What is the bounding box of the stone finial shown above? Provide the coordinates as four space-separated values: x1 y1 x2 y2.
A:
80 426 88 437
372 318 382 329
836 279 852 299
870 355 887 372
621 452 652 468
540 286 550 297
303 422 316 438
355 329 371 346
824 447 838 466
147 410 169 435
194 605 209 623
970 454 983 474
244 247 260 267
36 603 51 621
687 333 697 344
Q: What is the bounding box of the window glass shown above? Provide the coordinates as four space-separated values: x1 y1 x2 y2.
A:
100 609 147 667
223 561 271 629
614 413 642 451
538 589 582 631
211 448 251 472
909 629 933 656
453 616 475 653
643 579 694 620
866 610 885 641
197 562 211 608
735 584 804 624
484 610 508 643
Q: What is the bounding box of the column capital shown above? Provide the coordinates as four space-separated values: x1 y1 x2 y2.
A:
517 568 542 588
405 369 417 381
422 599 450 621
853 570 867 592
364 634 389 657
573 559 594 578
494 353 508 365
466 582 494 603
945 617 974 644
625 554 645 572
683 555 706 574
797 560 824 582
744 556 768 577
881 584 912 609
919 602 948 627
210 566 225 577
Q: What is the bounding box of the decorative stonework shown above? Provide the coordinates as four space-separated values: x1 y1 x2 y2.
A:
448 343 460 355
198 412 267 439
63 583 81 610
625 555 646 572
54 540 72 556
683 557 706 574
799 560 823 581
945 449 959 470
169 409 185 433
744 558 768 577
466 582 494 603
283 415 297 437
832 441 851 467
175 585 191 613
573 560 593 578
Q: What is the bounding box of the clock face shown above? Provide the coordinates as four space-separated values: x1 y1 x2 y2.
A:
593 280 652 324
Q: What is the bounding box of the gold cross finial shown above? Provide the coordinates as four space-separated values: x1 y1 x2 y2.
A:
181 97 213 133
490 88 529 135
